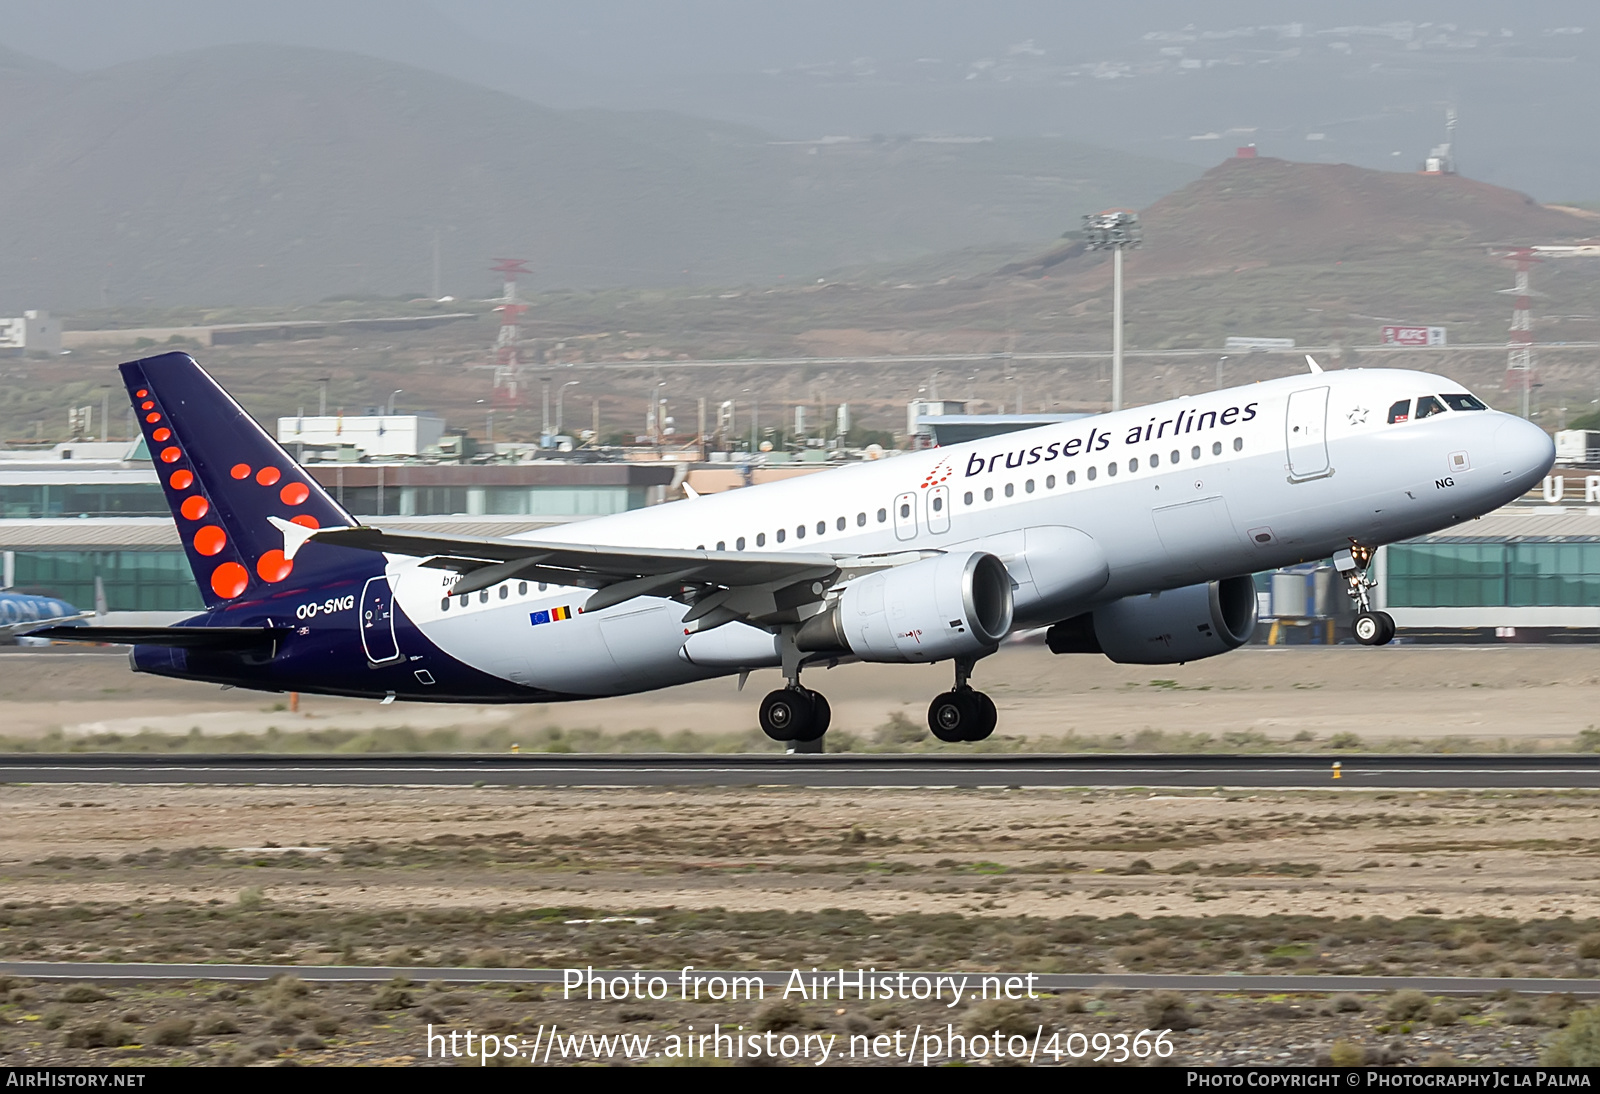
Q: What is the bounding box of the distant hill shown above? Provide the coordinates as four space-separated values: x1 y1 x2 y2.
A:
0 43 1197 310
1003 156 1598 282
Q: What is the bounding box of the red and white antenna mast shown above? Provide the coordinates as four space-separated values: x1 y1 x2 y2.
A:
491 259 530 406
1492 246 1540 420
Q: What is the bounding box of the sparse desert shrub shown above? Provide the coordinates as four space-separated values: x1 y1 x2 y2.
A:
198 1014 239 1036
962 999 1038 1037
60 984 109 1004
41 1007 66 1030
755 1000 801 1032
1386 990 1432 1022
1431 1003 1461 1026
1329 994 1363 1014
1577 934 1600 960
1143 991 1197 1030
370 984 414 1011
1545 1004 1600 1065
62 1021 133 1049
236 886 264 910
873 711 923 745
1328 1040 1366 1066
1058 994 1087 1014
146 1018 194 1046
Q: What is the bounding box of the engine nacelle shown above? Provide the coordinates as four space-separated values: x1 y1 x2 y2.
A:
797 550 1013 663
1046 575 1257 665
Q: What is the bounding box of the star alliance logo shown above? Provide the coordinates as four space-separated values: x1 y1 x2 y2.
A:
1347 406 1369 425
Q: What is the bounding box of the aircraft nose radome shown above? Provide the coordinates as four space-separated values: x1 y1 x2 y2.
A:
1494 416 1555 493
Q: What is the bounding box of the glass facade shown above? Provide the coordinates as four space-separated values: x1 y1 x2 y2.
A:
10 550 205 612
1387 542 1600 608
0 483 168 518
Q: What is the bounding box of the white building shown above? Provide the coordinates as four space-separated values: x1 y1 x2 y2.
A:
276 414 446 459
0 311 62 355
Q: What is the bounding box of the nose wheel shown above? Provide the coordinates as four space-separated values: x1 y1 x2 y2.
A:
1335 544 1395 646
1352 611 1395 646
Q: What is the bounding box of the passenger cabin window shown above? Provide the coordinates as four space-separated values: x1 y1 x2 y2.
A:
1415 395 1447 420
737 537 746 550
1442 393 1488 412
795 525 805 540
1388 399 1411 424
756 533 765 546
876 509 887 523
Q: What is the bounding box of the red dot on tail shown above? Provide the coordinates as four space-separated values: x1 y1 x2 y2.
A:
180 496 209 521
160 447 181 463
231 464 251 480
135 389 149 398
279 482 310 506
256 550 293 583
145 412 161 424
210 562 248 599
256 466 281 486
289 514 319 529
152 427 171 442
169 470 194 490
140 401 154 411
193 525 227 556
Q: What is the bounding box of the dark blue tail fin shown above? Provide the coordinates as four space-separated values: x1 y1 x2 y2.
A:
122 352 358 607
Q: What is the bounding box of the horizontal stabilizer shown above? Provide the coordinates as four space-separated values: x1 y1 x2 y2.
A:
25 625 290 652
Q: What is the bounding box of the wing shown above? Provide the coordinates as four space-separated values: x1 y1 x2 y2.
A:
0 611 90 638
301 525 844 628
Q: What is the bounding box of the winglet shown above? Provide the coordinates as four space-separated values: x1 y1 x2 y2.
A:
268 516 322 561
1305 354 1324 374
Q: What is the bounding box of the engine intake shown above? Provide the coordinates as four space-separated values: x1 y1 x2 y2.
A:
1046 575 1257 665
797 550 1013 663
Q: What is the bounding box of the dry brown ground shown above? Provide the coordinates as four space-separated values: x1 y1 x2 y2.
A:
1 782 1599 1066
3 783 1598 924
3 642 1596 746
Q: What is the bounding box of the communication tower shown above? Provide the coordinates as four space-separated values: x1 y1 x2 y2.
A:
1491 246 1540 419
490 259 530 406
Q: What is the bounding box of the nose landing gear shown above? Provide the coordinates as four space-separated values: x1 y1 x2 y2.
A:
927 656 998 742
1335 544 1395 646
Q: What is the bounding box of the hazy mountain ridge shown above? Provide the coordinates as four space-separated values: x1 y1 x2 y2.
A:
0 42 1196 310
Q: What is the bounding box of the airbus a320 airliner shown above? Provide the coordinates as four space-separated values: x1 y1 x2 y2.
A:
33 352 1553 745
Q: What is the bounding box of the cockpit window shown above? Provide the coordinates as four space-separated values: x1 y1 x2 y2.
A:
1387 399 1411 424
1415 395 1447 420
1442 393 1488 412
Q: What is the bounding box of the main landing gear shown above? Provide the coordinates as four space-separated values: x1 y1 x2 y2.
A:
759 626 832 751
756 635 1001 750
927 657 998 743
1334 544 1395 647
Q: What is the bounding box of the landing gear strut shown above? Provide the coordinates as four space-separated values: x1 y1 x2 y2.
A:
760 625 831 750
1334 544 1395 646
927 656 998 743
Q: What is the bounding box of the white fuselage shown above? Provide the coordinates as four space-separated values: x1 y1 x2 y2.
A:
388 369 1553 698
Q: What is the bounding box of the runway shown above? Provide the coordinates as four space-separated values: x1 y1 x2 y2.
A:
1 961 1595 996
2 753 1598 789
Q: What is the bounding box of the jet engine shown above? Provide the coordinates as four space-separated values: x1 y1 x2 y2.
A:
797 550 1013 663
1045 575 1257 665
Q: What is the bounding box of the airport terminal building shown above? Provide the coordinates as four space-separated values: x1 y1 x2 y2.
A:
2 439 1596 638
0 441 674 612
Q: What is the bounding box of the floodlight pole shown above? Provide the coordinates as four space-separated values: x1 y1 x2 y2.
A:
1083 210 1141 414
1112 247 1125 413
